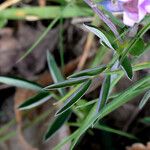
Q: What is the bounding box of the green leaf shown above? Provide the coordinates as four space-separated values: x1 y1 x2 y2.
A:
139 90 150 109
84 24 115 50
71 103 97 149
120 56 133 80
46 51 66 96
75 99 97 109
68 65 106 78
95 124 136 139
71 76 150 149
19 92 52 110
0 6 93 20
102 8 125 28
120 22 150 61
96 75 111 112
44 51 73 142
18 17 59 62
0 18 7 28
59 17 65 68
106 61 150 75
0 119 16 135
68 122 136 139
96 76 150 123
44 109 71 141
140 117 150 124
56 80 92 115
0 76 42 91
45 76 90 90
129 38 145 56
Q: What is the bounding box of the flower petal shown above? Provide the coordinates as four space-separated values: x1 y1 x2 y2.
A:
100 0 123 12
123 11 136 26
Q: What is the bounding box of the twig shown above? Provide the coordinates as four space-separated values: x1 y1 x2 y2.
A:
0 0 22 10
84 0 119 38
77 33 94 70
38 0 46 7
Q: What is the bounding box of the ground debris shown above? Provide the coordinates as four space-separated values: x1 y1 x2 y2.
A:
126 142 150 150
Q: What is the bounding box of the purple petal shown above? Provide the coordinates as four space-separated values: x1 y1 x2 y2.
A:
99 0 123 12
123 0 138 13
123 11 136 26
140 0 150 13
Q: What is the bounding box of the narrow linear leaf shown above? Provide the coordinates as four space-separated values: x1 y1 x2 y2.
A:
84 0 119 37
54 85 81 105
75 99 97 109
105 61 150 75
19 92 52 110
63 84 149 149
68 65 106 78
96 77 150 124
140 117 150 124
120 56 133 80
0 76 42 91
129 38 145 56
120 22 150 61
59 17 65 68
102 7 125 28
44 51 74 142
139 90 150 109
77 85 150 110
0 18 7 28
47 51 66 96
96 74 111 112
68 122 136 139
0 119 16 135
0 6 93 20
56 80 92 116
70 103 97 149
18 17 59 62
95 124 136 139
45 76 90 90
71 76 150 149
84 24 115 50
44 109 71 141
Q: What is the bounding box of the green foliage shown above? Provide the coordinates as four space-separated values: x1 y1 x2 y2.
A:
139 90 150 109
84 24 115 50
129 38 145 56
44 109 71 140
68 65 106 78
18 92 52 110
0 18 7 28
70 76 150 149
0 1 150 149
96 74 111 112
120 56 133 80
56 80 91 115
0 76 42 91
45 76 90 89
140 117 150 124
44 51 71 140
68 122 137 139
47 51 66 96
18 17 59 62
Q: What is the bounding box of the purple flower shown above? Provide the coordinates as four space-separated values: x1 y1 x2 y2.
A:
100 0 123 12
100 0 150 26
121 0 150 26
